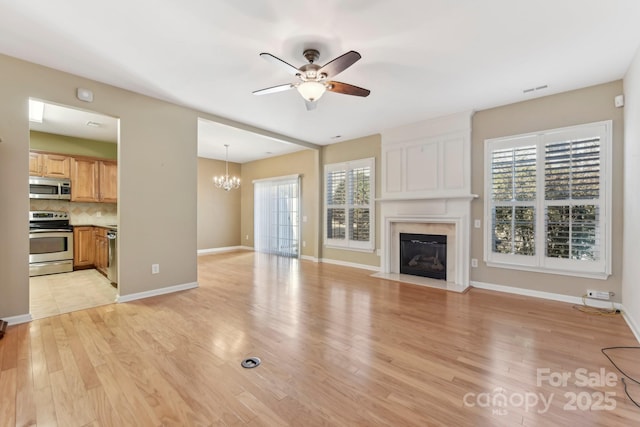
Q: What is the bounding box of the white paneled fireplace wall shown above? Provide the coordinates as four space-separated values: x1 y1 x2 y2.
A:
378 111 476 289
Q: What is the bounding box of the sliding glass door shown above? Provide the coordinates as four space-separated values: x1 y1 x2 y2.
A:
254 175 300 257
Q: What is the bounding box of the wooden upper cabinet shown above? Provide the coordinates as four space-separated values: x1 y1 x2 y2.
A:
99 161 118 203
29 152 43 176
71 158 117 203
29 152 70 178
71 158 99 202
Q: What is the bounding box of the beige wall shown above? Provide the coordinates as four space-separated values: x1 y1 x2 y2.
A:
0 53 202 318
30 130 117 159
320 134 381 267
240 149 319 258
197 157 241 250
623 47 640 334
471 81 624 301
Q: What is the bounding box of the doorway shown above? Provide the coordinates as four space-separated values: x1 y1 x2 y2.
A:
29 99 119 319
254 175 300 257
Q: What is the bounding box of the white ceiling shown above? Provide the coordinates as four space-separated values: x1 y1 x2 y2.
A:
30 101 118 143
4 0 640 162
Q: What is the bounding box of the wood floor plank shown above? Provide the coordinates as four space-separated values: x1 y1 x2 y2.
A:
49 370 77 427
28 322 50 392
0 322 17 371
15 353 36 427
1 251 639 425
33 386 57 427
0 368 17 427
87 385 126 427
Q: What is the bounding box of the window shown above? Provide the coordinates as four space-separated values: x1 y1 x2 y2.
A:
484 121 611 278
325 158 375 251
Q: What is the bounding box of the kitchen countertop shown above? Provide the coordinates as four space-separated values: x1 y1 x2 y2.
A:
73 224 117 231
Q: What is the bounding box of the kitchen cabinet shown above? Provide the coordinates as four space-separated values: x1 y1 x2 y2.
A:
99 161 118 203
95 228 109 276
71 158 117 203
29 152 71 178
72 226 110 276
73 226 95 268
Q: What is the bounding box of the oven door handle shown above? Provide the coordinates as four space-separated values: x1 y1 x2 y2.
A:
29 229 73 233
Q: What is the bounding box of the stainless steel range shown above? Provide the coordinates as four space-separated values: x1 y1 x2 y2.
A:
29 210 74 277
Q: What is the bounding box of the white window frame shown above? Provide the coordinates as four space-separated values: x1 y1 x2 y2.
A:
324 157 375 252
484 121 612 279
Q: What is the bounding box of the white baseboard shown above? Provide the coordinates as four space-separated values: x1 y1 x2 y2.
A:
197 246 251 256
470 280 623 309
470 280 640 344
2 313 33 326
319 258 380 272
301 255 319 262
117 281 198 303
240 246 254 251
622 310 640 344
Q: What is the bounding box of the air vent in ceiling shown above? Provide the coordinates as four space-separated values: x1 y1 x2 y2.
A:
523 85 548 94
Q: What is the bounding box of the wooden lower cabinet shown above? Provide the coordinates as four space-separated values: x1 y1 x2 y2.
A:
95 228 109 276
73 226 109 276
73 227 95 269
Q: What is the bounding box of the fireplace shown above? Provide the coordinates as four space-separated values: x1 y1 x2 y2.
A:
399 233 447 280
376 111 474 291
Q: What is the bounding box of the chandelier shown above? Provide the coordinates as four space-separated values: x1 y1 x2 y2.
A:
213 144 240 191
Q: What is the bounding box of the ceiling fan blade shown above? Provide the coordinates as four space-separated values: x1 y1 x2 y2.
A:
252 83 295 96
259 52 300 76
327 81 371 97
305 100 317 111
318 51 361 78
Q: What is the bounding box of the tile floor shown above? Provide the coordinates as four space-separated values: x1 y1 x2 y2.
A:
30 269 118 320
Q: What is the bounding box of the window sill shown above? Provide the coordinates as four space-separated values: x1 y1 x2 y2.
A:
485 261 610 280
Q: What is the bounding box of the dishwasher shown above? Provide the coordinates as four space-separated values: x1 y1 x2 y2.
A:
106 229 118 287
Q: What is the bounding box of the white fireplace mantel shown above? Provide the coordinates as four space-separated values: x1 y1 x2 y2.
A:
374 112 474 292
375 197 474 291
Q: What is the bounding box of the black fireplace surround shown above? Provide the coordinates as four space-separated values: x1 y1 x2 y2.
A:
399 233 447 280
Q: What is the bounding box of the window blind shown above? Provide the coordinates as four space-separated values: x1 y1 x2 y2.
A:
484 121 611 278
254 176 300 257
325 158 375 251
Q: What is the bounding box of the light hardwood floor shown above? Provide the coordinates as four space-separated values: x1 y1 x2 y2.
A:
1 251 639 426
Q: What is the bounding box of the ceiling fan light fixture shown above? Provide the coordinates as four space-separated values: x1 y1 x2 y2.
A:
297 81 326 102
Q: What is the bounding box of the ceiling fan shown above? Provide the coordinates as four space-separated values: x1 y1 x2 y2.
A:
253 49 370 110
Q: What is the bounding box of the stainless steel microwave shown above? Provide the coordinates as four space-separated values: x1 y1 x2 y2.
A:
29 177 71 200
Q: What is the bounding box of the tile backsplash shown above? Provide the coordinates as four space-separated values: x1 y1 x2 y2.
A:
30 200 117 226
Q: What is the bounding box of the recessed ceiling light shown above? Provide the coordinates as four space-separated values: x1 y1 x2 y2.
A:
86 121 102 127
265 151 273 155
331 135 342 139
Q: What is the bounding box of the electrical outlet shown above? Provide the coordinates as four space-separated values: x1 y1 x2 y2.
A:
376 249 381 256
586 290 611 300
151 264 160 274
245 234 249 240
302 241 306 247
96 212 102 217
471 258 478 268
474 219 481 229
